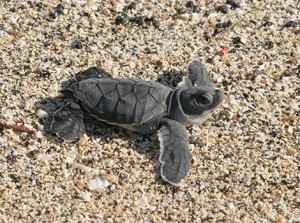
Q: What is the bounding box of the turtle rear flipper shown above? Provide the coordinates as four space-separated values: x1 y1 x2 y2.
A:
75 67 112 81
157 119 193 185
51 102 86 142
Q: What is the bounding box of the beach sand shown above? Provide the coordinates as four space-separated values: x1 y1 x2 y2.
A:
0 0 299 222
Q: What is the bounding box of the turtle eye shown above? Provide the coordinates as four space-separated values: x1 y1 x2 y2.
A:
196 95 210 105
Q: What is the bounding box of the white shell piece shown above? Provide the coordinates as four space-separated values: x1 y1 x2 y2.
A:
88 176 110 190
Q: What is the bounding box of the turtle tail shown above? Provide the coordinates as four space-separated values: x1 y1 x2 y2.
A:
51 102 86 142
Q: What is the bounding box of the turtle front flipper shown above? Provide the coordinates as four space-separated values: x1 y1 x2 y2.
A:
187 60 212 87
157 119 193 185
75 67 112 81
51 102 86 142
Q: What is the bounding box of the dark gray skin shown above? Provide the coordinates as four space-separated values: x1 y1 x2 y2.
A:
51 61 224 185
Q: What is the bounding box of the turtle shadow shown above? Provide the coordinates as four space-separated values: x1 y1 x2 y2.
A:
155 68 184 89
35 68 186 186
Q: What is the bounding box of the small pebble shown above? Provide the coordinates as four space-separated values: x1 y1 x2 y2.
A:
7 30 20 38
74 163 93 172
129 61 136 69
191 13 201 23
50 4 64 18
36 109 49 119
286 126 293 134
115 15 125 25
65 153 77 163
235 8 244 16
276 214 285 223
35 153 56 161
218 48 230 56
288 99 299 110
80 191 92 201
72 39 84 49
77 134 90 147
208 13 218 18
151 16 160 28
35 131 43 139
257 98 269 109
103 173 119 184
227 203 235 210
89 45 98 52
226 0 240 9
137 196 152 209
113 3 123 12
1 0 299 222
186 1 196 8
88 176 110 190
174 19 184 27
216 5 229 14
75 1 86 7
217 77 223 83
230 98 239 106
283 21 297 28
0 136 8 148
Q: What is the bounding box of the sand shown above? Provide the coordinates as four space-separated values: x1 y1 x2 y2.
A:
0 0 299 222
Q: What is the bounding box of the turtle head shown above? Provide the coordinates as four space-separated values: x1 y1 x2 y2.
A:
179 86 224 116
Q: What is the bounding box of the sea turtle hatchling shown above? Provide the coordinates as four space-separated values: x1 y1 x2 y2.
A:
51 61 224 185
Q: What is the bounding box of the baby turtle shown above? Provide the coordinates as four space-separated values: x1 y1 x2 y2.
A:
51 61 224 185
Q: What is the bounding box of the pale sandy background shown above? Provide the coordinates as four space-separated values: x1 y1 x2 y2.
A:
0 0 299 222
